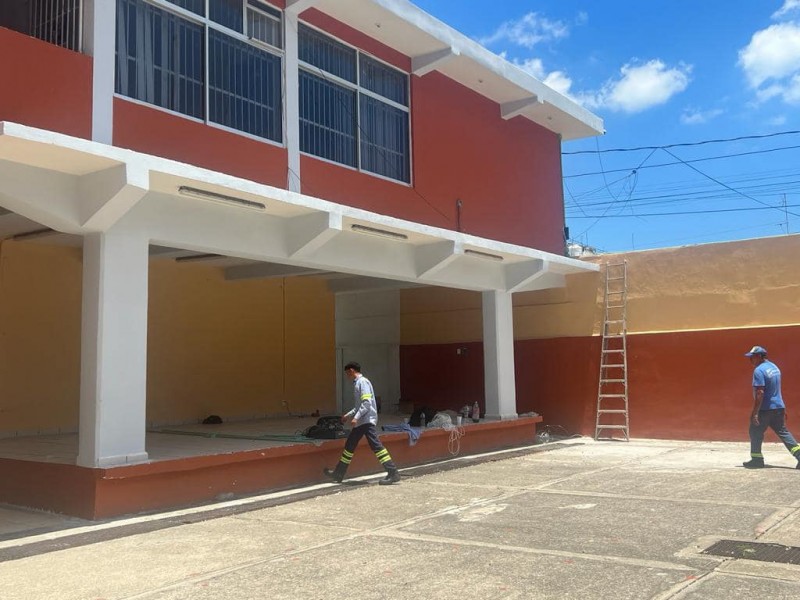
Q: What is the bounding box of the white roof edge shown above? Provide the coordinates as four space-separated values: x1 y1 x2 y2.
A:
0 121 598 276
370 0 604 138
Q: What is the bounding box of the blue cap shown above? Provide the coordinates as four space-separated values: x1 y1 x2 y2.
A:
744 346 767 357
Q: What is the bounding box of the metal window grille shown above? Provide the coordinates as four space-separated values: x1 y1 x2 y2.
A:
208 28 282 141
115 0 205 119
359 95 409 182
299 26 411 183
360 55 407 105
29 0 82 52
209 0 242 32
247 1 281 49
164 0 204 17
299 24 357 83
300 71 357 168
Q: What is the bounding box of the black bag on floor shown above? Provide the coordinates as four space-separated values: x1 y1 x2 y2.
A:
303 416 347 439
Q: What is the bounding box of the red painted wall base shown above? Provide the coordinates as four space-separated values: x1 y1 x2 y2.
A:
1 417 540 520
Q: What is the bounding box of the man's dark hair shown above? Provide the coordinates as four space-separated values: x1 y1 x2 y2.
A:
344 361 361 373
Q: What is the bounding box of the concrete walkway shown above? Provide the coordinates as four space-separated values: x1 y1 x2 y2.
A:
1 438 799 599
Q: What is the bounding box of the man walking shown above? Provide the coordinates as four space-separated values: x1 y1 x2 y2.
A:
323 362 401 485
743 346 800 469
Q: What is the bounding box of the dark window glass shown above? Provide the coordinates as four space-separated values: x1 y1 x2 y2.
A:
299 24 356 83
247 1 282 48
360 55 407 105
360 95 410 182
209 0 243 32
300 71 357 168
209 29 282 141
165 0 204 16
115 0 204 119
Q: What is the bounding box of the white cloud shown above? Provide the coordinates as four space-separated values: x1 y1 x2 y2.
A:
773 0 800 18
680 107 724 125
510 57 575 99
739 22 800 105
767 115 788 126
480 12 569 49
739 23 800 87
580 60 692 113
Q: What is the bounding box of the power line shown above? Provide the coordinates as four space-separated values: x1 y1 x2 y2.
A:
564 144 800 179
568 203 800 219
660 147 800 218
563 130 800 155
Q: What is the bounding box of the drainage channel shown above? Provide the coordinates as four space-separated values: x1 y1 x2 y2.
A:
702 539 800 565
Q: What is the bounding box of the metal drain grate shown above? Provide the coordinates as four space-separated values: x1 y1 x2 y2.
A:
702 540 800 565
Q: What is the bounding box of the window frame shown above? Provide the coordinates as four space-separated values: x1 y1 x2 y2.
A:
115 0 286 147
297 22 412 186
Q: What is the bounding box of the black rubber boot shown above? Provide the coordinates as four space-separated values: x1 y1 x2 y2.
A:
742 458 765 469
323 463 347 483
379 468 401 485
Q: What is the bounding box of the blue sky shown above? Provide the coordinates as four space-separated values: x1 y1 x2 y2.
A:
414 0 800 252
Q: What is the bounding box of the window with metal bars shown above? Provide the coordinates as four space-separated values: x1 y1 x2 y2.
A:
0 0 82 52
298 24 410 183
115 0 283 143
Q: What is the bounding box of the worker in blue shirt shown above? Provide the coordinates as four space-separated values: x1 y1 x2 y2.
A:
743 346 800 469
323 362 401 485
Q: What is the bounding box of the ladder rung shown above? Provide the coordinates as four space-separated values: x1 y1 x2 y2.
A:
596 425 628 430
599 394 627 398
602 349 624 354
598 409 628 414
604 334 625 339
600 379 626 384
605 319 625 324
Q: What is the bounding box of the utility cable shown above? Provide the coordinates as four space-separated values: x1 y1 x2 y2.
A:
563 129 800 155
660 148 800 219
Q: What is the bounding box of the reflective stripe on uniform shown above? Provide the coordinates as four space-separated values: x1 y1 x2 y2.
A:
791 445 800 455
751 453 764 458
375 448 392 464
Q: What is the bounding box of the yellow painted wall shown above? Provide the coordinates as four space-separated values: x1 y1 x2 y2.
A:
0 241 82 434
401 234 800 343
0 243 336 435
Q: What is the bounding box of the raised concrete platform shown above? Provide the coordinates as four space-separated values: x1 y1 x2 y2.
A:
0 415 542 519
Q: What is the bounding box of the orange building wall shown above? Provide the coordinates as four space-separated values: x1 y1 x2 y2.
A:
400 235 800 442
0 27 92 139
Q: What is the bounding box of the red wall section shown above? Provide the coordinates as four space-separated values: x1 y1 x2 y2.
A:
402 325 800 443
400 342 485 414
0 27 92 138
303 71 565 251
113 99 288 188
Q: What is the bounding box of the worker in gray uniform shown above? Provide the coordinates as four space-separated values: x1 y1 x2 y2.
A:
323 362 401 485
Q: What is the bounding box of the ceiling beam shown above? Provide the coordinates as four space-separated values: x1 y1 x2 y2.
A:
286 211 343 257
285 0 318 14
412 47 459 76
501 96 543 120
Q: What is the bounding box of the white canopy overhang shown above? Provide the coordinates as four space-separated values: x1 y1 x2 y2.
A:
0 122 598 292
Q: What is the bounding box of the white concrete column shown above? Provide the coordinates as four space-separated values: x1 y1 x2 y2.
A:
82 0 116 144
284 10 302 193
482 290 518 420
78 229 149 467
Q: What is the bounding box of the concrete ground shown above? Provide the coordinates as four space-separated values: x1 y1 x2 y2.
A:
1 438 799 600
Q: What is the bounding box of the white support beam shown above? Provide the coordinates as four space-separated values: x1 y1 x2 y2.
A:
287 211 343 257
225 262 328 281
82 0 116 144
415 240 462 277
285 0 318 14
284 10 301 192
79 164 149 231
412 47 459 76
78 228 149 468
482 290 517 421
505 258 546 292
501 96 543 120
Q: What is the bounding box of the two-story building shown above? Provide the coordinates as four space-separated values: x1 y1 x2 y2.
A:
0 0 603 518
